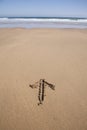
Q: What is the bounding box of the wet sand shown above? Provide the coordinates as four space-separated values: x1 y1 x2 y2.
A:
0 28 87 130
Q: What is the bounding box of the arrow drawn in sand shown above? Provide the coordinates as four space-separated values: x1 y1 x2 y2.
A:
29 79 55 105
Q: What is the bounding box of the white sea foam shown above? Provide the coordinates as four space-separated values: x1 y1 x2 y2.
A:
0 18 87 24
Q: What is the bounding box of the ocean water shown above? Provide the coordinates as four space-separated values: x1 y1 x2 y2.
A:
0 17 87 29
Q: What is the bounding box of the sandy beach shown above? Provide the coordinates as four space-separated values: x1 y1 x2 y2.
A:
0 28 87 130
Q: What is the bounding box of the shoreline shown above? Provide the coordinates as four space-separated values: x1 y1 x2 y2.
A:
0 27 87 30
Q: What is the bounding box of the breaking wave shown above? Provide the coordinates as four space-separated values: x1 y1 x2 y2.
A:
0 17 87 23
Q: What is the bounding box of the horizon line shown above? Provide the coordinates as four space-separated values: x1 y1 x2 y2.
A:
0 16 87 19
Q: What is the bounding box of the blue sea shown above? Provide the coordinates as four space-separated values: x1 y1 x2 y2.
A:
0 17 87 29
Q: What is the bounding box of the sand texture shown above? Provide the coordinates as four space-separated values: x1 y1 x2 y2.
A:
0 28 87 130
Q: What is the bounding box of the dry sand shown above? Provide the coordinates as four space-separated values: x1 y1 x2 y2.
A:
0 28 87 130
